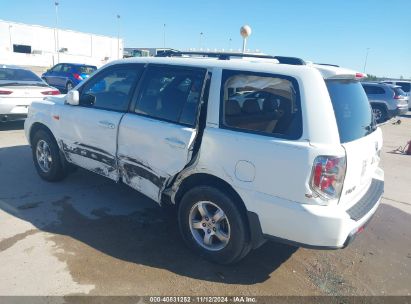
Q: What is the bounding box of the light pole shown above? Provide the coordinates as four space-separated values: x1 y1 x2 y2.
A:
117 14 121 59
163 23 166 48
199 32 203 50
363 48 370 73
54 1 60 63
228 38 232 50
240 25 252 53
8 25 12 52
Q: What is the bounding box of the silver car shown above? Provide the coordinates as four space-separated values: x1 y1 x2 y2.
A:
381 80 411 109
0 65 60 122
361 82 409 123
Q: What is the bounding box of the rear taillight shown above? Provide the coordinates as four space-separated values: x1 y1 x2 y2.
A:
0 90 12 95
393 94 402 99
311 155 346 200
73 73 83 80
41 90 60 95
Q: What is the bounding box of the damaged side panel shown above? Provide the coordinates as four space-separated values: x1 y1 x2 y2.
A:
118 155 170 202
59 140 119 181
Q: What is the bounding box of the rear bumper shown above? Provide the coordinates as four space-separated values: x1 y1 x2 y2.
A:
243 169 384 249
0 113 27 122
388 106 408 117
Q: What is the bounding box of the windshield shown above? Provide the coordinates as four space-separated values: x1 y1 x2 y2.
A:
0 68 42 82
77 66 97 75
326 80 375 143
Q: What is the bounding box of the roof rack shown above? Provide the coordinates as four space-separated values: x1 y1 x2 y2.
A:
315 63 340 67
155 50 306 66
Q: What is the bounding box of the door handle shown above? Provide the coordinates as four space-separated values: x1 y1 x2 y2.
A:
98 120 116 129
164 137 186 149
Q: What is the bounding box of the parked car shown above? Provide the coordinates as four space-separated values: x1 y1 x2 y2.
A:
361 82 408 123
381 80 411 109
0 65 60 122
42 63 97 92
25 53 384 264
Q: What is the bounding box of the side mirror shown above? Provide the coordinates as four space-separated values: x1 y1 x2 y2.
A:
66 90 79 106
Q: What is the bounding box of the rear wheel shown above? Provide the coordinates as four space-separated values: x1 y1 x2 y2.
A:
32 129 68 182
372 105 387 123
66 82 74 92
178 186 251 264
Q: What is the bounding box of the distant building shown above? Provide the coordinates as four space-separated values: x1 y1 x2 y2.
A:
124 48 173 57
0 19 123 68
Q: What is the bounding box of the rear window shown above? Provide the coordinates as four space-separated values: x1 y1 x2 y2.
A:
77 66 97 75
0 68 42 82
326 80 375 143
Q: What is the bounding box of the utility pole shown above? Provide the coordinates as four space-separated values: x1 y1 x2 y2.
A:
228 38 232 50
8 25 12 52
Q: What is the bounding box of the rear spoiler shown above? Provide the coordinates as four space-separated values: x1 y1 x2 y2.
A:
312 64 367 80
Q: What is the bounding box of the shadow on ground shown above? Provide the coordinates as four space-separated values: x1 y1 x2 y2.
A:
0 120 25 131
0 145 297 285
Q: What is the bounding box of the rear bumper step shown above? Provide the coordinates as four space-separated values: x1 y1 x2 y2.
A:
346 179 384 221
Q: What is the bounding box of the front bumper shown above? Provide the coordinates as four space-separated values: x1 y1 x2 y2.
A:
242 172 384 249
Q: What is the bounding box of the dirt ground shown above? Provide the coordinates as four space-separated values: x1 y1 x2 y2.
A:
0 114 410 297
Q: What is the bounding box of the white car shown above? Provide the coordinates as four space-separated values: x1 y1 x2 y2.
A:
24 53 384 264
0 65 61 122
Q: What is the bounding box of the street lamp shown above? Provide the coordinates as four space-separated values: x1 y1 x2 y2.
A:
54 1 60 63
363 48 370 73
240 25 251 53
163 23 166 48
117 14 121 59
228 38 232 50
8 25 12 52
199 32 204 50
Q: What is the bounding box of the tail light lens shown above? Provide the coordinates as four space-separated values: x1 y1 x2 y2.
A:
41 90 61 95
73 73 83 80
311 156 346 200
0 90 13 95
393 94 402 100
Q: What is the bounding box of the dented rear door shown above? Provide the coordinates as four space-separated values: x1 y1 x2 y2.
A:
117 64 207 202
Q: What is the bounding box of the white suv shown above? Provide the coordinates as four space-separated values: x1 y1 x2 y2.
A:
24 52 384 264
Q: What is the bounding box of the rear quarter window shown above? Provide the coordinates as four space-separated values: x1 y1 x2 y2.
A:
327 80 375 143
220 70 302 140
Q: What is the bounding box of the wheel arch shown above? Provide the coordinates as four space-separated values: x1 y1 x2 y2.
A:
29 122 56 146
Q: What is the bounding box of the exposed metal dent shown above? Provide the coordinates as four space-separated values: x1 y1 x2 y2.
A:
60 141 116 168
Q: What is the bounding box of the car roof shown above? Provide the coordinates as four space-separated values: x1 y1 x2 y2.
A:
0 64 29 70
104 56 361 80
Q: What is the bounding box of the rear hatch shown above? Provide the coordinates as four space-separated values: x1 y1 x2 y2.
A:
326 79 382 207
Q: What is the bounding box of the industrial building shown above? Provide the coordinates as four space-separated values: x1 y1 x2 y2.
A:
0 19 123 69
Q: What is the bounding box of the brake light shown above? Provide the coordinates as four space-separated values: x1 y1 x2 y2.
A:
311 156 346 200
355 72 366 79
73 73 83 80
0 90 12 95
393 94 401 99
41 90 61 95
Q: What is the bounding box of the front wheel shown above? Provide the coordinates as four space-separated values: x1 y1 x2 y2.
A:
32 129 68 182
178 186 251 264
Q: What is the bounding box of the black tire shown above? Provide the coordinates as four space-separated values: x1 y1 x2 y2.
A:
178 186 251 264
31 129 68 182
372 104 387 123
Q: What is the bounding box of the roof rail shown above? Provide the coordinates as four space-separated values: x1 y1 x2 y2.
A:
315 63 340 67
155 50 306 66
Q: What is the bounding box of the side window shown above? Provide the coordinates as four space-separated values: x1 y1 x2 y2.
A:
61 64 72 73
134 66 206 126
79 65 143 112
51 64 62 72
363 85 385 95
220 70 302 139
398 82 411 92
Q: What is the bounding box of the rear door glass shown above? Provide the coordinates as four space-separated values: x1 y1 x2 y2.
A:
327 80 375 143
